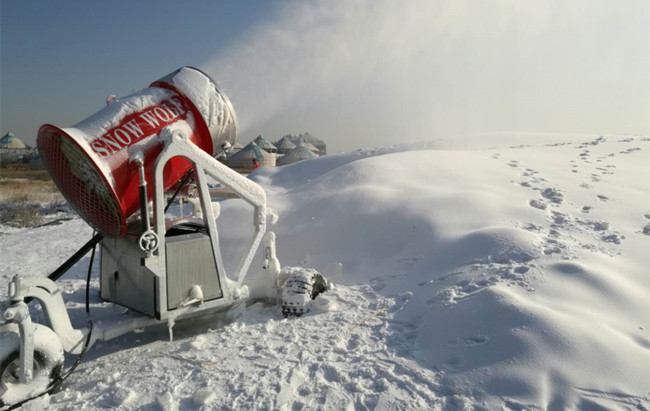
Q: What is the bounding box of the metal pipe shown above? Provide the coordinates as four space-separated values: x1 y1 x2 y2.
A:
134 157 150 233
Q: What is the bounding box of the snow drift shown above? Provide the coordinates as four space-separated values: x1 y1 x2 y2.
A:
0 134 649 409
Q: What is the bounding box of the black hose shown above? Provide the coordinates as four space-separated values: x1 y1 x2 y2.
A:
164 168 194 214
23 233 103 304
48 233 104 283
85 231 97 314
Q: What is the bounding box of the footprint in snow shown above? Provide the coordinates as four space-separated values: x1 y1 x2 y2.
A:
576 218 609 231
596 167 614 175
592 221 610 231
642 215 650 234
442 356 464 370
513 265 530 274
579 136 606 147
522 222 544 233
551 211 569 225
461 335 489 347
601 233 624 244
529 199 547 210
597 194 609 201
540 188 564 204
543 243 568 256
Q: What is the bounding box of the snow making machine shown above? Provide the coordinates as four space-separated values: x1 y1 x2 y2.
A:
0 67 327 406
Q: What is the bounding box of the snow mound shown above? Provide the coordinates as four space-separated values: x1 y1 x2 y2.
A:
238 135 650 408
1 134 649 409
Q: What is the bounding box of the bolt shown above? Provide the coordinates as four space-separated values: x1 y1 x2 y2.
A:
3 310 14 320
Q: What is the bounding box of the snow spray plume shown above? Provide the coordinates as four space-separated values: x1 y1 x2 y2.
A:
203 0 649 152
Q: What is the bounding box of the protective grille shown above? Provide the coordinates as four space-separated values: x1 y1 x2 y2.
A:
38 128 124 237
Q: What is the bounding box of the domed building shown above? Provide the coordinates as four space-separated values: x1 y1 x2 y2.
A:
0 132 27 149
227 142 276 170
274 136 297 155
295 138 320 155
278 145 318 166
0 132 34 163
289 132 326 156
252 135 277 154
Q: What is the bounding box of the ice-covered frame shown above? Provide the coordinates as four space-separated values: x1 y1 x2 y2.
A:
2 126 283 386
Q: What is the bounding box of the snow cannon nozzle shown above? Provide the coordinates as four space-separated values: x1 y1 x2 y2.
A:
37 67 238 238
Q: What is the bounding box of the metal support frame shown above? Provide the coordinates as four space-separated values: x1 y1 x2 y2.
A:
0 125 280 362
152 127 271 318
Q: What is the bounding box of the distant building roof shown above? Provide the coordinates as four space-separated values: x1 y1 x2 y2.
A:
278 145 318 166
0 132 27 149
296 138 320 154
275 136 297 150
252 135 277 151
288 132 325 155
230 142 265 159
228 142 276 167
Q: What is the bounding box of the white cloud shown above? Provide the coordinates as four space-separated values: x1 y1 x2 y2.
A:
204 0 650 152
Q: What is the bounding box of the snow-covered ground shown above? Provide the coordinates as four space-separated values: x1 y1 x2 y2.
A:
1 134 649 409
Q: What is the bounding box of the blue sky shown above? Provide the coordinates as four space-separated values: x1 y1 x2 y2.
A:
2 0 649 152
1 0 274 146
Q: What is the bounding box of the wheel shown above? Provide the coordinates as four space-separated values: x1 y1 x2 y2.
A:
0 323 64 406
280 268 329 317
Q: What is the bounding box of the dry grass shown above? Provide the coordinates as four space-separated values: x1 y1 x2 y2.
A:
0 164 67 227
6 203 41 227
0 179 64 203
0 163 51 180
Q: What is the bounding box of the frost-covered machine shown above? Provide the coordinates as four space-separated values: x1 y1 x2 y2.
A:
0 67 326 406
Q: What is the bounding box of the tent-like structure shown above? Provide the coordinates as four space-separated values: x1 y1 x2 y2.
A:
278 145 318 166
289 133 326 155
274 136 297 155
295 138 320 155
0 132 27 149
252 135 277 154
227 142 276 169
0 132 34 163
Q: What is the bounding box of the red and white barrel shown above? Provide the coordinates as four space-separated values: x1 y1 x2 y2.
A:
37 67 238 238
